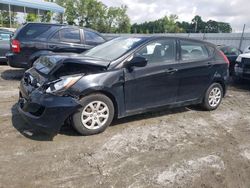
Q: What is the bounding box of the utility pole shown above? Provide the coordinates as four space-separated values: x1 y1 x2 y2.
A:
194 20 198 33
239 24 246 50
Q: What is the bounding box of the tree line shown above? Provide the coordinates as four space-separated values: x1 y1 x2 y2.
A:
0 0 232 34
131 15 232 33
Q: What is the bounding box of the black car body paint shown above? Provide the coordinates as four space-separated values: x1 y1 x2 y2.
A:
7 22 106 68
18 36 229 134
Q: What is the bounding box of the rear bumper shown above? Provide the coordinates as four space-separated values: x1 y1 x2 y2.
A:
6 52 28 68
18 85 81 134
235 66 250 80
0 56 7 62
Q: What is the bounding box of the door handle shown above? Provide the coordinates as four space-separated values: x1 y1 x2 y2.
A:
207 62 213 66
49 45 57 49
165 68 178 74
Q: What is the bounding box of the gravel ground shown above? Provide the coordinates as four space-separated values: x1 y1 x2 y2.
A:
0 65 250 188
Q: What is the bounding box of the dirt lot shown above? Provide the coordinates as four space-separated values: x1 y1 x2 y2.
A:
0 65 250 188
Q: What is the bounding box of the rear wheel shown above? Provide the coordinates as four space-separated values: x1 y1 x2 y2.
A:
72 94 114 135
202 83 223 111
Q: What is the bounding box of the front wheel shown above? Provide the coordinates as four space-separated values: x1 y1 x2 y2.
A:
72 94 114 135
202 83 223 111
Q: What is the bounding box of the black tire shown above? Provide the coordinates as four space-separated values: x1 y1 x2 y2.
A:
202 83 223 111
72 93 114 136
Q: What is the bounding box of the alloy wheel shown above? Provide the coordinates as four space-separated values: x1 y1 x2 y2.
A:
208 87 222 107
81 101 109 130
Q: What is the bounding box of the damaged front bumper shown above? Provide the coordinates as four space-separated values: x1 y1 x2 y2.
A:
18 81 81 134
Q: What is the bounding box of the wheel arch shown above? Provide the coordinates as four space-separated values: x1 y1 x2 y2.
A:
79 90 119 119
212 79 226 97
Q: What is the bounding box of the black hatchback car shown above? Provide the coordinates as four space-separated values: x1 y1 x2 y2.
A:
7 22 106 68
18 36 229 135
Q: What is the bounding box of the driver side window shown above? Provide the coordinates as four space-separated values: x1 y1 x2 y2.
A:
137 39 176 64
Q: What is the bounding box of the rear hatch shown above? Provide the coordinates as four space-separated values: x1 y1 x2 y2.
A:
10 23 59 54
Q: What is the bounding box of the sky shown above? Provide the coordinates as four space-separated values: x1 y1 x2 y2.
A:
100 0 249 32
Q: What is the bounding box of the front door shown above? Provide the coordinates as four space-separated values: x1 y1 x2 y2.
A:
124 39 179 113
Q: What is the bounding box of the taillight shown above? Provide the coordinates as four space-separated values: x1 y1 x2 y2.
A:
219 50 230 66
11 39 20 53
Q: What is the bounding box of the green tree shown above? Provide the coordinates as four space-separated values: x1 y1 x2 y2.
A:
41 11 52 22
54 0 131 33
0 10 18 27
54 0 65 23
131 14 181 33
26 13 39 22
65 0 76 25
177 21 191 33
217 22 232 33
191 15 205 33
206 20 219 33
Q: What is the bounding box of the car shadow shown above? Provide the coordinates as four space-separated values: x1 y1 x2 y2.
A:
60 106 191 137
1 68 25 81
11 102 197 140
11 103 55 141
229 79 250 91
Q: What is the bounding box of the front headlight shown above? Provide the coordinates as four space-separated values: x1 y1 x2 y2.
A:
236 56 242 63
46 75 82 94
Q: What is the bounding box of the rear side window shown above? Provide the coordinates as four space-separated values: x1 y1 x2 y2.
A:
60 29 81 43
84 30 105 43
180 40 209 61
20 24 51 39
50 28 81 44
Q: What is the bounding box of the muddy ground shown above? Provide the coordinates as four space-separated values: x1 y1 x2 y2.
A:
0 65 249 188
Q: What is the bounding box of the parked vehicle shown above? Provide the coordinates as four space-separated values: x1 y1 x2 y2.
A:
218 45 242 75
7 22 106 68
234 53 250 81
243 45 250 54
0 29 13 63
18 36 229 135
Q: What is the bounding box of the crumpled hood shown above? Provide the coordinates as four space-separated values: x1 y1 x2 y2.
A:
45 53 111 68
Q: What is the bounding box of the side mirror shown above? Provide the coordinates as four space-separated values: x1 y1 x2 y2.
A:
125 55 148 69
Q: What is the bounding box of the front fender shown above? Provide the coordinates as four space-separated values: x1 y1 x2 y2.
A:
69 69 126 118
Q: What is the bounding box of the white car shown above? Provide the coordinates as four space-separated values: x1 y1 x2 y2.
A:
234 53 250 80
243 46 250 54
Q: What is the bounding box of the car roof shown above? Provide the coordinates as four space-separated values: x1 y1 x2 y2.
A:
24 22 103 35
113 35 215 47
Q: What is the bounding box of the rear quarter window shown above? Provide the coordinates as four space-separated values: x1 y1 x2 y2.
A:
50 28 81 44
84 30 105 43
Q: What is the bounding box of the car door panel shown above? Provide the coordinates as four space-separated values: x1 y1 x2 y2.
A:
177 39 216 102
124 63 179 112
176 60 215 102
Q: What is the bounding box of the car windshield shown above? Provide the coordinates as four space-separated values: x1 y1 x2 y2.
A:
34 56 63 75
82 37 144 61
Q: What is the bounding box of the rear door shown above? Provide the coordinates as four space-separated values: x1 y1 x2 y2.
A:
176 39 215 102
48 28 90 53
124 38 179 112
